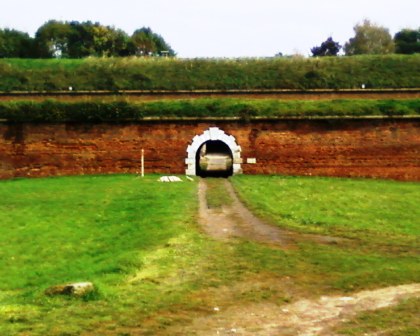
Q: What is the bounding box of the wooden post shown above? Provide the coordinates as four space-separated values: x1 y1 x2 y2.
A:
141 149 144 177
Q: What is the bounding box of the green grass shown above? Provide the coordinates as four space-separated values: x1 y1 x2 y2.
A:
0 54 419 91
230 175 420 293
0 175 195 294
0 175 202 334
231 175 420 245
0 174 418 335
205 178 233 209
333 298 420 335
1 98 419 122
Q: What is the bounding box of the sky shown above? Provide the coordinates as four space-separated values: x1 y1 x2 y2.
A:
0 0 419 58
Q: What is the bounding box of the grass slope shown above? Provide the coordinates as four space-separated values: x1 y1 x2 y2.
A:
1 55 419 91
1 98 419 122
0 175 418 335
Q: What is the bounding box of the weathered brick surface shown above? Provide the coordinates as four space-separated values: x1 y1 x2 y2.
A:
1 119 419 180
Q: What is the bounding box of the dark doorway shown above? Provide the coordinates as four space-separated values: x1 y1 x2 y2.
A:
196 140 233 177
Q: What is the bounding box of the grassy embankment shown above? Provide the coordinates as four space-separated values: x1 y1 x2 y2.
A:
1 54 419 92
0 98 419 122
0 174 418 335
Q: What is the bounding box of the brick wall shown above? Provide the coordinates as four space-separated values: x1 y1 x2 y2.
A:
1 118 419 180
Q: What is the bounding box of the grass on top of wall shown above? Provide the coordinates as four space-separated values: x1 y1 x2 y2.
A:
0 54 419 92
0 98 419 122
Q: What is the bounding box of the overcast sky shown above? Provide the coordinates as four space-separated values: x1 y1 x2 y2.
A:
1 0 419 58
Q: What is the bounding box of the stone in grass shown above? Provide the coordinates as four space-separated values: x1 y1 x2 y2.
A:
45 282 94 297
158 176 183 182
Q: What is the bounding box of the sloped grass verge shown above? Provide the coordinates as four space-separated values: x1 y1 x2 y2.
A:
0 98 419 122
1 55 419 91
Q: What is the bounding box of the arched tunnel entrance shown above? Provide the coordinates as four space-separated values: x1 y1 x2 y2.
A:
185 127 242 176
196 140 233 177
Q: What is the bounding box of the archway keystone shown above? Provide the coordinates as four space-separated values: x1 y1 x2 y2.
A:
185 127 242 176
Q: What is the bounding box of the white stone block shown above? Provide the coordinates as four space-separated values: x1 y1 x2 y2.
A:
186 168 196 176
233 163 242 172
201 132 210 142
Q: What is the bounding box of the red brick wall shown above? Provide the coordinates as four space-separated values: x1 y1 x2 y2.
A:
1 119 419 180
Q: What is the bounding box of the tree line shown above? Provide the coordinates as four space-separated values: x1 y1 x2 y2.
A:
309 20 419 57
0 20 175 58
0 19 418 59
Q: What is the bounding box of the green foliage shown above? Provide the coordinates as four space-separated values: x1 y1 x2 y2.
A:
2 20 174 59
0 98 418 122
131 27 175 56
0 29 34 58
311 37 342 57
345 19 395 55
394 28 420 54
0 54 419 92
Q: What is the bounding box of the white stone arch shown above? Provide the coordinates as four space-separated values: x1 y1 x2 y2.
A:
185 127 242 176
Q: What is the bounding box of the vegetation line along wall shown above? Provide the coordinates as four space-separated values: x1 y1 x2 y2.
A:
0 99 419 122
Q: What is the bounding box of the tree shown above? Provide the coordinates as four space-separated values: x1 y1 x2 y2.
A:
311 37 341 57
394 28 420 54
131 27 175 56
4 21 175 58
34 20 73 58
0 28 34 58
344 19 395 55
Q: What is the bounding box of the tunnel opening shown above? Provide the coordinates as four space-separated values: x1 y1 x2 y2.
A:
196 140 233 178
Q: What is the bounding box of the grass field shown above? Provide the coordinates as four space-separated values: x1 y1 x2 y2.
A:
1 54 419 91
231 175 420 244
0 174 419 335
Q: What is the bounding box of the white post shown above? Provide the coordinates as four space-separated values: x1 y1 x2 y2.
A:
141 149 144 177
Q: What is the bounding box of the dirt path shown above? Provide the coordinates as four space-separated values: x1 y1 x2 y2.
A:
168 283 420 335
172 178 420 336
198 178 346 248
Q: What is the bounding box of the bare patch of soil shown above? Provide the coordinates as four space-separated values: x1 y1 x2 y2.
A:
166 283 420 336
